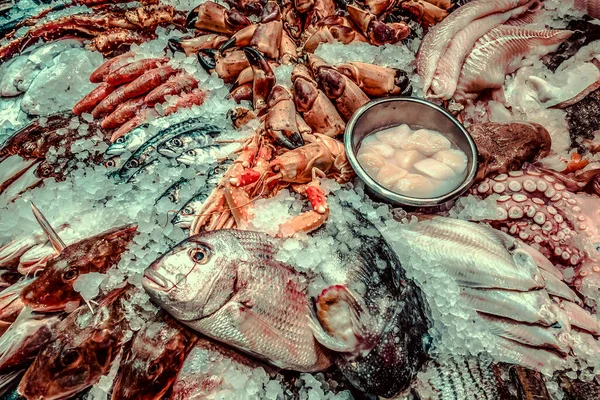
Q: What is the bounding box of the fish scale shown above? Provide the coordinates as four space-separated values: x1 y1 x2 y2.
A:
416 357 505 400
190 231 331 371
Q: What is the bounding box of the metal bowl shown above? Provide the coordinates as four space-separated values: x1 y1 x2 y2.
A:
344 97 478 207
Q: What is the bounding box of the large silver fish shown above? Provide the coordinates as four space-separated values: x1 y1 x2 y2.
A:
143 212 431 397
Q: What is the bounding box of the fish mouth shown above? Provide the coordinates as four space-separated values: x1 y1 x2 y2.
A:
143 269 172 291
105 145 125 156
157 148 179 158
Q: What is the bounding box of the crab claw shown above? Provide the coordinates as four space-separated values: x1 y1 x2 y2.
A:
266 87 305 149
219 36 238 53
186 8 198 29
167 37 184 53
197 49 217 71
347 4 409 45
244 47 275 113
261 1 281 22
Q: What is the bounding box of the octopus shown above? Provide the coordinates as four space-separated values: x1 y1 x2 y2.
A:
470 163 600 304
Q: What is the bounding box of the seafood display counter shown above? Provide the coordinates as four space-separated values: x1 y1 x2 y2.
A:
1 0 600 399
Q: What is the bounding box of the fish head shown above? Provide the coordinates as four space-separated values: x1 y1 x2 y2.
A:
20 225 137 312
105 136 130 156
158 135 189 158
143 230 242 322
172 198 204 228
18 307 118 400
112 314 196 400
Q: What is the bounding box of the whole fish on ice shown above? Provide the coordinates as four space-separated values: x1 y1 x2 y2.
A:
20 224 137 312
18 285 138 400
143 211 431 397
112 312 197 400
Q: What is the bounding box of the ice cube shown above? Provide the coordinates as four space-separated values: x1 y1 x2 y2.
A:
375 124 412 148
433 149 468 174
392 174 435 197
413 158 456 180
401 129 451 156
393 149 426 170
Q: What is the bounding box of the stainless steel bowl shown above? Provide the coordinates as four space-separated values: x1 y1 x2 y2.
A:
344 97 478 207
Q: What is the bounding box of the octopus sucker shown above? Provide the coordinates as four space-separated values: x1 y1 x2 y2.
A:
470 164 600 302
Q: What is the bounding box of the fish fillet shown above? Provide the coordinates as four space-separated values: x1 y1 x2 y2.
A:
454 26 572 102
417 0 532 94
479 313 569 355
461 287 558 326
403 231 544 291
431 1 536 99
494 337 565 371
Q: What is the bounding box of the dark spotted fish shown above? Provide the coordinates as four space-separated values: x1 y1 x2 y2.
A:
20 224 137 312
112 312 197 400
411 357 515 400
17 285 137 400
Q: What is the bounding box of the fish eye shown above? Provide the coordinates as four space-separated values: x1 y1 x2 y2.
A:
183 207 193 215
186 149 196 156
595 243 600 253
62 269 79 281
171 138 183 147
61 349 81 367
116 137 125 144
128 159 139 168
189 247 209 264
148 362 162 376
105 160 115 167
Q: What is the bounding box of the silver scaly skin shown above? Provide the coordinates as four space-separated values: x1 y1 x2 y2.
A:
143 229 333 372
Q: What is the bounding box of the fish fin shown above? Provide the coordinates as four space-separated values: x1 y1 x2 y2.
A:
309 285 366 353
29 202 66 254
0 370 22 392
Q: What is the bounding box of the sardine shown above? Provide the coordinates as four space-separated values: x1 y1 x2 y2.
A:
114 118 219 183
20 225 137 312
105 125 152 156
18 285 137 400
155 178 189 206
144 210 430 397
157 125 219 159
112 312 197 400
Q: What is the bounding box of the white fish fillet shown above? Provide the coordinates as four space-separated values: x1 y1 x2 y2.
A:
539 269 581 304
479 313 569 355
454 26 572 102
559 300 600 336
494 336 565 371
417 0 531 94
461 287 558 326
430 2 535 99
403 230 544 291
